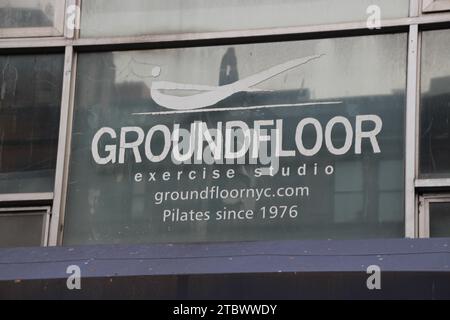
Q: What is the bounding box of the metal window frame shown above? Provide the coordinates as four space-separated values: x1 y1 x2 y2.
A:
416 178 450 188
405 14 420 238
0 206 52 246
0 0 66 39
0 193 53 203
1 0 450 246
423 0 450 13
418 193 450 237
48 45 75 246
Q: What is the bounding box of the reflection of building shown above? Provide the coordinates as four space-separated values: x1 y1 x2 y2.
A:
0 7 53 28
428 76 450 96
0 55 63 193
420 77 450 176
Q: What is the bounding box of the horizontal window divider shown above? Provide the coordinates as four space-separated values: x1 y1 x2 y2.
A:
415 179 450 188
71 21 410 50
0 206 51 214
0 27 63 39
0 38 69 50
0 193 54 203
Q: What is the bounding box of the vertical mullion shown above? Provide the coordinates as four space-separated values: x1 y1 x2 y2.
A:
48 46 74 246
410 0 421 17
405 24 419 238
41 207 52 247
418 196 430 238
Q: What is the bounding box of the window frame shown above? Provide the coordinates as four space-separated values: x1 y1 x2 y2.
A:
415 26 450 201
0 206 51 246
418 194 450 237
0 0 66 39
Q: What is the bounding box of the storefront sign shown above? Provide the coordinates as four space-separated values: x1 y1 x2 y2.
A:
63 36 406 244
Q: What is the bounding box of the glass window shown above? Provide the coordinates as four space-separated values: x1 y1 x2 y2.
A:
0 0 65 38
0 54 64 194
80 0 410 38
429 202 450 237
0 207 50 247
420 30 450 177
63 33 407 245
64 34 407 244
423 0 450 13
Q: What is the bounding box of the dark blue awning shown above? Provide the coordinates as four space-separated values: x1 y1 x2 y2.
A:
0 238 449 299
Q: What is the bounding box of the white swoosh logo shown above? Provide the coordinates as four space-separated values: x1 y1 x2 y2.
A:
150 54 324 111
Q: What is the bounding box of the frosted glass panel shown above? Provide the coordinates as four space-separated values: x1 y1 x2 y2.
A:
0 0 56 28
81 0 410 37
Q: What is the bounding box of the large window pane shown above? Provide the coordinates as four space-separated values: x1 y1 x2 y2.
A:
420 30 450 177
64 34 407 245
81 0 410 38
0 0 64 37
0 54 64 194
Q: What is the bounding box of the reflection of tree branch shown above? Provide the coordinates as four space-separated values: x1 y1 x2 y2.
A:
120 57 160 79
129 65 155 79
114 58 132 77
131 57 158 67
82 55 161 83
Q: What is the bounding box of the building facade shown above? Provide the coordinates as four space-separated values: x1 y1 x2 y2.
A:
0 0 450 299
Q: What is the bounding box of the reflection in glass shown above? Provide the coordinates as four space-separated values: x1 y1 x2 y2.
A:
430 202 450 237
0 0 56 28
420 30 450 177
0 213 45 247
0 54 64 193
64 34 407 245
81 0 409 38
